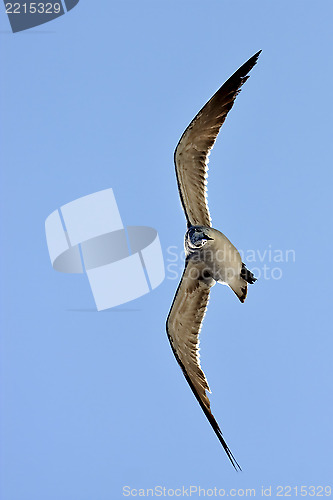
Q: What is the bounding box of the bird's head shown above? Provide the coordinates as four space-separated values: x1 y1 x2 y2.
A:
186 226 214 251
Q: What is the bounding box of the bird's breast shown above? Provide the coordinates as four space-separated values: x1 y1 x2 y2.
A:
189 229 243 285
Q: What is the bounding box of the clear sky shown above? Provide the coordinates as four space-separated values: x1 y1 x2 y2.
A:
1 1 332 499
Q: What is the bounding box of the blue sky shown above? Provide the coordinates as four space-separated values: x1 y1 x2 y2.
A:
1 1 332 499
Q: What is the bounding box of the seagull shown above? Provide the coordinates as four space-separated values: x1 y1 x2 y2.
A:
166 51 261 470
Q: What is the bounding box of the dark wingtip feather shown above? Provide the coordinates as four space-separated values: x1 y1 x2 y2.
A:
244 50 262 72
224 50 262 91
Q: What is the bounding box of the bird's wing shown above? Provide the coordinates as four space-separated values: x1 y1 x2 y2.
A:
174 50 261 227
166 257 241 470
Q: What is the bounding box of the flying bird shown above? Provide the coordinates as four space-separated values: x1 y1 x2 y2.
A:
166 51 261 470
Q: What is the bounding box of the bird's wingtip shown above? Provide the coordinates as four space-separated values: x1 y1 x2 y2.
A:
249 50 262 66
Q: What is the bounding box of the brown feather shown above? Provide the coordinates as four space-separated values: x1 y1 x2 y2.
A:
166 258 241 470
174 51 261 227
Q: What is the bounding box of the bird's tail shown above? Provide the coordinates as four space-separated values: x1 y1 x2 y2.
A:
241 263 257 284
230 264 257 303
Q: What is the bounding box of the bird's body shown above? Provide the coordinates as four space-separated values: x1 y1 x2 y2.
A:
166 51 261 470
185 225 250 302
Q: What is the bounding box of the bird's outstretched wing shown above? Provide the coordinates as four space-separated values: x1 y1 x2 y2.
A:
166 257 241 470
174 50 261 227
